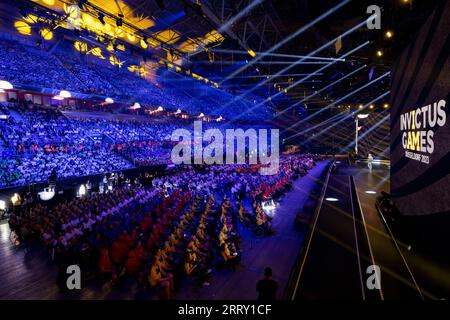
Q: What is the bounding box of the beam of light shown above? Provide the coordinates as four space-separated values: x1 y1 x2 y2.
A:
226 41 371 122
221 0 351 82
282 72 390 132
288 91 391 142
210 48 345 61
186 0 264 58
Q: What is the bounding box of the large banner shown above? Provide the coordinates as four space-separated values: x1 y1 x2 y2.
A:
390 0 450 216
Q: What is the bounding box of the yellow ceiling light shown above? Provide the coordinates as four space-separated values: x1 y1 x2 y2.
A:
383 103 389 108
40 28 53 40
376 50 383 57
385 30 393 38
369 104 374 109
14 21 31 35
140 38 148 49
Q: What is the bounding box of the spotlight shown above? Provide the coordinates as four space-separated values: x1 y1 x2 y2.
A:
365 190 377 194
325 197 339 202
383 103 389 108
385 31 393 38
369 104 374 109
376 50 383 57
358 104 363 109
357 114 369 119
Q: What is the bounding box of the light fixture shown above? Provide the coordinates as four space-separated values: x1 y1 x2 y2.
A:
247 49 256 58
105 97 114 104
383 103 389 109
131 102 141 109
376 50 383 57
0 80 13 90
325 197 339 202
157 106 163 111
357 114 369 119
59 90 71 98
175 109 181 114
385 31 393 39
198 112 205 118
53 95 64 100
216 116 223 122
358 104 363 109
365 190 377 194
38 187 55 201
369 104 374 109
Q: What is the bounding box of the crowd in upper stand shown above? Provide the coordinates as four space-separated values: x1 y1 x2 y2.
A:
0 101 275 188
8 154 317 298
0 38 273 121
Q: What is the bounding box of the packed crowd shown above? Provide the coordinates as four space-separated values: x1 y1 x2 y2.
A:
8 154 316 298
0 38 273 121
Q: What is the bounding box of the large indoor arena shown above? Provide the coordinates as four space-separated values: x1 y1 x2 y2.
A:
0 0 449 313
